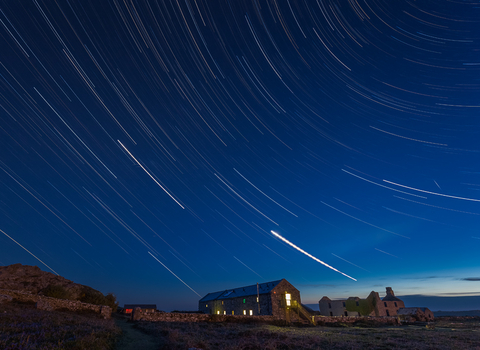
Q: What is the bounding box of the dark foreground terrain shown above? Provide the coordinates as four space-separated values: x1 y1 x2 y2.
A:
0 300 119 349
133 317 480 350
1 301 479 350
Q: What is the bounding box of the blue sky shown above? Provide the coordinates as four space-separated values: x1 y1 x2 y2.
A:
0 1 479 312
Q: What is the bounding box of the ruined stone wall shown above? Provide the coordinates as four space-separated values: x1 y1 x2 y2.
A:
0 289 111 318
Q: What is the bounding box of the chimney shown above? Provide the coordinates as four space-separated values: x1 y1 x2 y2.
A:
386 287 394 296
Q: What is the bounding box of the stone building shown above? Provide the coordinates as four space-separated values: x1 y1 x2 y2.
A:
198 279 311 323
319 287 405 317
123 304 156 314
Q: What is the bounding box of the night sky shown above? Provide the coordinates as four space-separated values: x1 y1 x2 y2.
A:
1 1 479 312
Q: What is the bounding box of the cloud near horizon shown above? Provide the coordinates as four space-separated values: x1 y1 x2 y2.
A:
459 277 480 282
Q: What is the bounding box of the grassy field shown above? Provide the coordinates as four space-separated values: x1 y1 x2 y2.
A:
134 316 480 350
0 300 119 349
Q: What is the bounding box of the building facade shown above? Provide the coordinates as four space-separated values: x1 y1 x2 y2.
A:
319 287 405 317
198 279 309 322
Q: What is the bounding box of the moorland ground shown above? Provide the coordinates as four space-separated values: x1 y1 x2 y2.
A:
133 316 480 350
1 300 479 350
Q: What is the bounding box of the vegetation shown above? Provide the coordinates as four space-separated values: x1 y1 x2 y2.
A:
0 300 120 349
133 317 480 349
79 288 118 311
41 284 72 300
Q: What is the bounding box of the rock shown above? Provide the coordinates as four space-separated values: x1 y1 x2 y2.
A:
36 299 53 311
0 294 13 303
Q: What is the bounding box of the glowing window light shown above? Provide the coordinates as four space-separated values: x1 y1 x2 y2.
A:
286 293 291 306
243 310 246 315
249 310 253 315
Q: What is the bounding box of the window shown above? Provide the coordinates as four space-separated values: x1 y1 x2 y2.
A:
125 309 133 314
243 310 246 315
217 311 220 315
330 312 333 316
232 311 234 315
342 302 346 307
394 302 397 307
328 303 332 308
344 311 348 316
224 311 226 315
356 301 359 306
222 301 224 305
384 302 387 307
249 310 253 316
256 297 259 302
386 310 390 316
206 304 208 308
285 293 291 306
243 299 246 304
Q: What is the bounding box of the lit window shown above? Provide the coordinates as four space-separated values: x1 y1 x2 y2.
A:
206 304 208 308
249 310 253 316
243 299 246 303
232 311 234 315
125 309 133 314
285 293 291 306
257 297 259 302
217 311 220 314
224 311 226 315
222 301 224 305
243 310 246 315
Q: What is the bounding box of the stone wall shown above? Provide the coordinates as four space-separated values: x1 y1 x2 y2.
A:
0 288 111 319
132 308 275 323
314 315 400 325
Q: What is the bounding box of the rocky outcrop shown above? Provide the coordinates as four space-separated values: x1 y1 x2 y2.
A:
0 263 99 300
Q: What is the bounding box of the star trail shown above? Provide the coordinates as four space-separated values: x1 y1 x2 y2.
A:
1 1 479 311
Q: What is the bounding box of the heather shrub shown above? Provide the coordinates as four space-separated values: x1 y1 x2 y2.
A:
41 284 72 300
79 288 118 312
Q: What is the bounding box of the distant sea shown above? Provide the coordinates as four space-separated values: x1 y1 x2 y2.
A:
433 310 480 317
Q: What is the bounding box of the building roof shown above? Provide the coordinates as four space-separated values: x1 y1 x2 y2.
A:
124 304 156 309
199 279 283 302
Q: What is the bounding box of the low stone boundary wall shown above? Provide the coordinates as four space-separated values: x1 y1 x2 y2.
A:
132 308 275 323
314 315 399 325
0 289 111 319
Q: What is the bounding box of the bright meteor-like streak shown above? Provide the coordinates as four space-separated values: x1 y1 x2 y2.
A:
271 231 357 281
148 252 201 297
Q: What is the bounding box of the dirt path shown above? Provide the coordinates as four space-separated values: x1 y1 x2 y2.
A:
114 317 163 350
